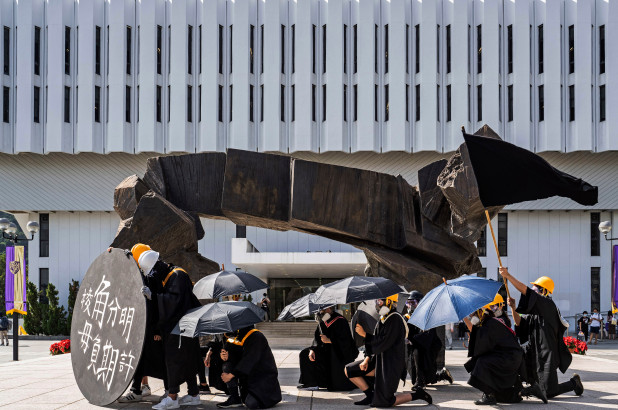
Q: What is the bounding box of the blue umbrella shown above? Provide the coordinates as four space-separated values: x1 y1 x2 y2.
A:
408 276 502 331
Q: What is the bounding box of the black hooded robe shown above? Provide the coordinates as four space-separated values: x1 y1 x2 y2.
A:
147 261 202 395
299 313 358 391
515 289 573 398
406 324 442 385
465 316 523 402
232 328 282 409
364 310 407 408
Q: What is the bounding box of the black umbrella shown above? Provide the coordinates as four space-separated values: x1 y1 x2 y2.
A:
193 270 268 299
312 276 404 306
351 301 380 347
171 301 266 337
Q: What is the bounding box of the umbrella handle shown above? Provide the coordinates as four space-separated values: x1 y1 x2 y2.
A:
485 210 512 301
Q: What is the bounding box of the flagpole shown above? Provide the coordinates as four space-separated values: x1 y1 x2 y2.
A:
484 210 512 300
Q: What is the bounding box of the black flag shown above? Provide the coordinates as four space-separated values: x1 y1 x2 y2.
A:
463 133 598 207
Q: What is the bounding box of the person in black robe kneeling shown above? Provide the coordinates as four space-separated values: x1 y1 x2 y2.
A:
403 291 453 389
139 250 203 410
463 294 547 405
500 268 584 400
347 297 432 407
298 307 358 391
219 325 282 409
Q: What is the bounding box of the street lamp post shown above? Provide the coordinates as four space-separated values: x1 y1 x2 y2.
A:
0 217 40 361
599 221 617 241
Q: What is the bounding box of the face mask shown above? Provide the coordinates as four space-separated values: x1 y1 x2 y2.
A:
379 306 391 316
470 316 480 326
321 312 331 322
583 314 587 317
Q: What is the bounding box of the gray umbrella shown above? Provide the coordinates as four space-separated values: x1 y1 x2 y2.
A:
172 301 266 337
193 270 268 299
276 293 331 321
351 301 380 347
312 276 404 306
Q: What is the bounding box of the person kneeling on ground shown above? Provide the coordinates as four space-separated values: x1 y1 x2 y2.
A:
218 325 282 409
463 294 547 405
347 296 432 407
501 268 584 400
298 306 358 391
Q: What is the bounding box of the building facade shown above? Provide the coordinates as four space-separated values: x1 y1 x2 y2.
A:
0 0 616 321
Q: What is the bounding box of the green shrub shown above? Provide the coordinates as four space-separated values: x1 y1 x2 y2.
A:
23 281 43 335
65 279 79 335
43 283 67 336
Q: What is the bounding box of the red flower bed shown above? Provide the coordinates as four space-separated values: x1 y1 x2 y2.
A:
563 336 587 355
50 339 71 355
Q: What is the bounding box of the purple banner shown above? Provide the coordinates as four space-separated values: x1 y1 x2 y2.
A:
5 246 26 315
5 246 15 313
612 245 618 313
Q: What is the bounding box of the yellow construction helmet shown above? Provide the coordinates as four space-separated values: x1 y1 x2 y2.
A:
131 243 151 264
530 276 554 295
483 294 504 310
386 294 399 303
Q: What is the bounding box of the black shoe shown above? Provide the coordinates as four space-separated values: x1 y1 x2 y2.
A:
412 378 426 390
411 388 433 404
199 384 212 394
572 374 584 396
354 391 374 406
474 393 497 405
297 384 319 391
440 368 454 384
216 396 243 408
522 383 548 404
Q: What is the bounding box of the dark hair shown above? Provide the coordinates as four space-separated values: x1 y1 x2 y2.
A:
263 293 267 297
583 311 588 314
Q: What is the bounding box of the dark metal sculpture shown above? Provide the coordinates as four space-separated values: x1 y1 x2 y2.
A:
111 126 501 292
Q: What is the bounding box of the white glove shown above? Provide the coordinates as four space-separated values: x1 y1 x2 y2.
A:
141 286 152 300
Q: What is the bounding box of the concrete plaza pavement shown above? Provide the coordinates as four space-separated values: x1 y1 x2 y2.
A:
0 340 617 409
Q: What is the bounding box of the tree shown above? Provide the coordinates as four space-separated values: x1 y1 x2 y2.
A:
65 279 79 335
23 281 43 335
43 283 67 335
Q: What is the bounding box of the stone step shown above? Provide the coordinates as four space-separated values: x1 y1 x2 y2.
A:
257 322 318 338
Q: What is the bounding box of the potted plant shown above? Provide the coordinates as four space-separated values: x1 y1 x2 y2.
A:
563 336 587 355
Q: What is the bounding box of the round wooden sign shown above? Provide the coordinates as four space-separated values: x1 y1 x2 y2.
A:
70 248 147 406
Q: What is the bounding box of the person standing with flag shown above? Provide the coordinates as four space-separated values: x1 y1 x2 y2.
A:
500 268 584 399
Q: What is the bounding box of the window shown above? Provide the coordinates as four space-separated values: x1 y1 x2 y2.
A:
249 25 254 74
65 26 71 75
446 24 451 73
156 25 162 74
218 25 223 74
538 24 543 74
312 84 316 121
599 25 605 74
476 25 482 74
94 86 101 123
199 25 202 74
477 227 486 257
107 26 110 75
187 85 192 122
446 84 451 122
312 25 316 74
281 25 285 74
385 84 389 121
385 24 389 74
406 24 409 74
236 225 247 238
498 213 508 256
106 86 109 122
218 85 223 122
468 84 471 121
591 267 600 311
354 84 358 121
477 85 482 121
39 268 49 304
33 86 40 123
229 85 233 121
507 25 513 74
249 85 254 122
95 26 101 75
261 25 264 74
34 26 41 75
477 268 487 278
64 86 70 123
374 25 378 73
354 24 358 73
292 25 295 73
530 84 533 121
406 84 409 122
126 86 131 122
468 25 471 74
229 25 233 73
436 25 439 73
343 84 346 122
39 213 49 257
591 213 600 256
600 85 606 122
292 84 295 122
322 84 326 122
415 25 420 74
323 25 327 74
539 85 544 121
374 84 378 121
137 85 140 122
260 84 264 122
499 85 502 122
156 85 162 122
127 26 132 74
436 85 440 121
499 25 501 75
3 26 9 75
187 25 192 74
508 85 513 122
281 85 285 122
343 25 347 74
415 84 420 121
568 25 574 74
569 85 575 121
